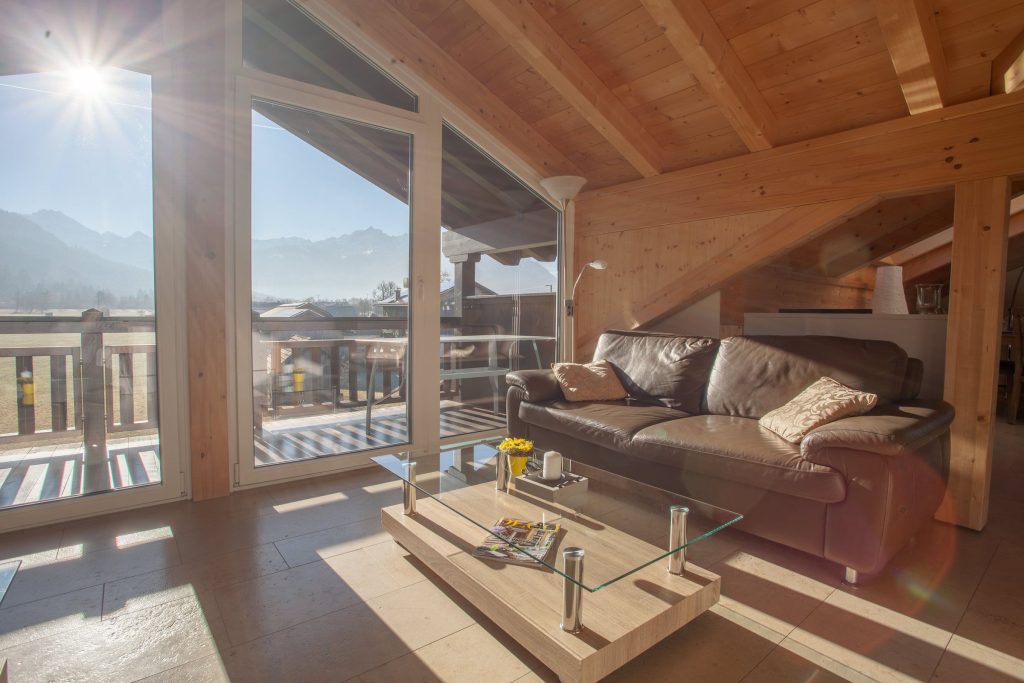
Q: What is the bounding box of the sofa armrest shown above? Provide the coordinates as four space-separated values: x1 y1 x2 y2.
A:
801 401 954 461
506 369 564 403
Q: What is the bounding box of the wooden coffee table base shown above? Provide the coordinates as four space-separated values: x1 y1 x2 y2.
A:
381 499 721 683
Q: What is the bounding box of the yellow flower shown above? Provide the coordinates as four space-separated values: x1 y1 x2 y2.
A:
498 437 533 455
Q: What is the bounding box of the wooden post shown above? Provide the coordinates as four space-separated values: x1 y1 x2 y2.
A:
50 354 68 432
176 0 231 499
80 309 109 494
451 253 479 318
118 352 135 427
937 177 1011 530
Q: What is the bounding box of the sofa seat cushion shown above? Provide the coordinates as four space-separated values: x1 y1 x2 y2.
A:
631 416 847 504
520 400 688 452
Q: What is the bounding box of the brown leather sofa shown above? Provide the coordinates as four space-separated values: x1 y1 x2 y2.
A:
506 330 953 582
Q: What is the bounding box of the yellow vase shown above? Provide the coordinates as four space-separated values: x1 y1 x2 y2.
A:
507 454 529 477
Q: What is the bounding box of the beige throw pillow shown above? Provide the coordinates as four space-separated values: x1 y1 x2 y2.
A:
759 377 878 443
552 360 628 402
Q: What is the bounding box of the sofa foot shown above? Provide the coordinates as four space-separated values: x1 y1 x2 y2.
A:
843 567 861 585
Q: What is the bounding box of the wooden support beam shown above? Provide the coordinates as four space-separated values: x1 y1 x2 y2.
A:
177 0 231 500
577 89 1024 237
821 199 954 277
576 196 878 352
641 0 777 152
303 0 578 178
992 29 1024 95
876 0 948 114
462 0 662 177
782 192 952 276
937 177 1011 531
901 209 1024 281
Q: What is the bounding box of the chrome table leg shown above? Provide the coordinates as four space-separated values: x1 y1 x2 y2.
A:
403 461 416 515
668 505 689 575
562 547 585 633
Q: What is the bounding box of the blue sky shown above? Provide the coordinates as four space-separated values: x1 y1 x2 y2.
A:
0 67 409 239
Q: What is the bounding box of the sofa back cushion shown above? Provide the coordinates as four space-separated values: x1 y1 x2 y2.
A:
592 330 719 414
705 335 908 419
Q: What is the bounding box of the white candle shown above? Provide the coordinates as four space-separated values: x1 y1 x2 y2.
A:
542 451 562 480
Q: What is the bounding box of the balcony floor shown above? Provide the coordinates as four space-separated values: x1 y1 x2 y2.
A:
0 402 505 508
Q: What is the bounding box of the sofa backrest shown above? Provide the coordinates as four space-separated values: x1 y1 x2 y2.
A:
593 330 719 414
705 335 909 419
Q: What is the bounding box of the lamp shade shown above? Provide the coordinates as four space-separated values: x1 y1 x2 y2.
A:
540 175 587 204
872 265 909 314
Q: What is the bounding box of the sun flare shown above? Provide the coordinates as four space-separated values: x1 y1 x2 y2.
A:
66 65 106 98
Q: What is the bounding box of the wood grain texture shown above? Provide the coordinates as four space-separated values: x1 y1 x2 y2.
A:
181 0 230 500
308 0 579 177
938 176 1011 530
576 89 1024 236
574 197 878 354
381 496 720 683
462 0 663 177
992 28 1024 93
876 0 949 113
641 0 778 151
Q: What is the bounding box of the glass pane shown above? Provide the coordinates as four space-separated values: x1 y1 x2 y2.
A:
250 99 412 467
0 67 162 508
243 0 417 112
439 124 559 439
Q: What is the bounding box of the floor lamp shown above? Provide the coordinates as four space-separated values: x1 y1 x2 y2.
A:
540 175 588 362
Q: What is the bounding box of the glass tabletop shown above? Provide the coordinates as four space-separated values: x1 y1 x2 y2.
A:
372 438 743 593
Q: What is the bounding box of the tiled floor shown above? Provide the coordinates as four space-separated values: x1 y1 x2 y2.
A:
0 425 1022 682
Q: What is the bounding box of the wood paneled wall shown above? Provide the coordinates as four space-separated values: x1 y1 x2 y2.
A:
573 208 788 351
720 267 876 337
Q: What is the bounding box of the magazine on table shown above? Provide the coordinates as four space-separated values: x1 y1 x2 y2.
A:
472 518 560 566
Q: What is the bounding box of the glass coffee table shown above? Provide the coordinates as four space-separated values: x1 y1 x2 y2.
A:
372 438 743 683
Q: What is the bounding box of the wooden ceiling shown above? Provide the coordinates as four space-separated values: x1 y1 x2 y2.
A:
373 0 1024 190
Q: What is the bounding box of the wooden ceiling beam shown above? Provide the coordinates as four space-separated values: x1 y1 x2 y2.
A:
992 28 1024 95
302 0 578 178
462 0 662 177
577 89 1024 237
641 0 777 152
876 0 948 114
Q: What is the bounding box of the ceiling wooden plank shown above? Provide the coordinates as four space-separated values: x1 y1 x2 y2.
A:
876 0 949 114
301 0 578 178
640 0 778 152
992 28 1024 94
628 196 880 330
461 0 663 177
577 89 1024 237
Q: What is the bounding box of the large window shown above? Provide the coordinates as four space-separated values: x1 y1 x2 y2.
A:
249 99 413 467
0 67 164 509
438 125 559 439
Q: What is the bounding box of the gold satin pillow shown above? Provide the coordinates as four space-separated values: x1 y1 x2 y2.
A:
551 360 628 402
759 377 878 443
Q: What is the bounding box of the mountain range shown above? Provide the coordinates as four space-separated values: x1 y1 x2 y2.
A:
0 209 557 305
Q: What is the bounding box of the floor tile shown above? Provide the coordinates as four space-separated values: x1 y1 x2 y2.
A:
836 519 999 632
1 537 180 608
102 542 288 618
0 594 220 682
954 541 1024 661
140 653 231 682
220 579 476 682
930 634 1024 682
787 587 952 681
214 557 365 645
0 585 102 651
712 546 837 637
601 609 779 682
274 515 390 567
322 540 427 601
741 639 873 683
354 622 536 683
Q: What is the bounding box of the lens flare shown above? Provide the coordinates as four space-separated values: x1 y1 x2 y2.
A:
66 65 105 98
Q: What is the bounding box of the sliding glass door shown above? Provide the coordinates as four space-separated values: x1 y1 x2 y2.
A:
0 65 186 528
